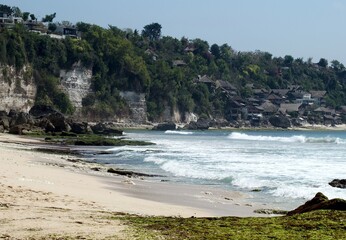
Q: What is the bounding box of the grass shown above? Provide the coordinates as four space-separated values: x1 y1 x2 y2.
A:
118 210 346 240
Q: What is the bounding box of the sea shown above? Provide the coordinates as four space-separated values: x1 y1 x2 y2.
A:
85 130 346 210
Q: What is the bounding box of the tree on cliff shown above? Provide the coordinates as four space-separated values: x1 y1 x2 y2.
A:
142 23 162 41
42 13 56 22
0 4 13 15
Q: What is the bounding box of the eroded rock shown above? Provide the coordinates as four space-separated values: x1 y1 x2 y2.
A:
329 179 346 189
287 192 346 215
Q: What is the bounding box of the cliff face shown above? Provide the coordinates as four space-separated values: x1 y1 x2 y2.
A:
0 65 37 113
119 91 147 123
60 62 92 115
60 65 149 123
0 63 188 124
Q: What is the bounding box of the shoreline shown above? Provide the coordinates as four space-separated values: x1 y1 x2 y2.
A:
113 122 346 131
1 132 344 238
0 133 268 217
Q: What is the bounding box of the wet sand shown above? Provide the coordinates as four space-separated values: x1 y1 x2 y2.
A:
0 133 267 238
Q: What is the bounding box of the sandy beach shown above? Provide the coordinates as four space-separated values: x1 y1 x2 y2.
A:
0 133 265 239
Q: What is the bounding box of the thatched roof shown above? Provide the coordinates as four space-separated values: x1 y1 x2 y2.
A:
260 101 279 113
309 91 327 98
267 93 282 101
271 89 290 96
280 103 302 112
216 80 237 91
172 60 187 67
314 107 335 114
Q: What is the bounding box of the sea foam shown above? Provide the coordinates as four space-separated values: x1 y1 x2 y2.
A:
228 132 343 144
165 130 194 135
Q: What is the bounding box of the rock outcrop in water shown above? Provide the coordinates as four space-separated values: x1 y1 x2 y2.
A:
152 122 176 131
329 179 346 189
185 118 210 130
287 192 346 215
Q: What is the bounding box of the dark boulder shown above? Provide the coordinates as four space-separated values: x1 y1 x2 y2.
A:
209 119 229 128
35 118 56 133
9 124 31 135
329 179 346 189
186 118 210 130
90 122 123 135
8 109 18 119
0 116 10 130
0 111 7 117
29 105 60 118
269 115 291 128
103 127 123 135
70 122 90 134
291 118 303 127
152 122 176 131
0 125 4 133
287 192 346 216
14 112 35 126
48 113 71 132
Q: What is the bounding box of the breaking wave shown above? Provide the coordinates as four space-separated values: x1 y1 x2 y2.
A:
228 132 344 144
165 130 194 135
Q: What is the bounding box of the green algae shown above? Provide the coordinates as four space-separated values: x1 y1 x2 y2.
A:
119 210 346 240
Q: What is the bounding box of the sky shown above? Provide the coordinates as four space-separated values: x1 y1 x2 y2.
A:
2 0 346 65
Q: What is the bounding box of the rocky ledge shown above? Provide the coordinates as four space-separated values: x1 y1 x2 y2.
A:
287 192 346 216
0 105 123 137
329 179 346 189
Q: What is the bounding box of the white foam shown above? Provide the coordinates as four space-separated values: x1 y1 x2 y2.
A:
165 130 194 135
228 132 305 143
228 132 344 144
143 156 167 165
102 130 346 203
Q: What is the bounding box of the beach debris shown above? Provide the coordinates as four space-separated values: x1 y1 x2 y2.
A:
107 168 162 178
90 167 101 172
66 158 80 163
329 179 346 189
122 179 136 185
202 191 213 195
287 192 346 215
0 203 10 208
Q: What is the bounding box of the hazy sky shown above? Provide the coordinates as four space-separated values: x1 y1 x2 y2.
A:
3 0 346 64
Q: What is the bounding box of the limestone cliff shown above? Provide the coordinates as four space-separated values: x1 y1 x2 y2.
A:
0 63 189 125
0 65 36 113
60 62 92 115
119 91 147 123
161 106 198 123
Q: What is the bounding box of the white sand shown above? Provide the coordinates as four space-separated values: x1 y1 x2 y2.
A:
0 133 263 238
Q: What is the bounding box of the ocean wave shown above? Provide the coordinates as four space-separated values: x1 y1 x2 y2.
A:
143 156 167 165
228 132 344 144
165 130 194 135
